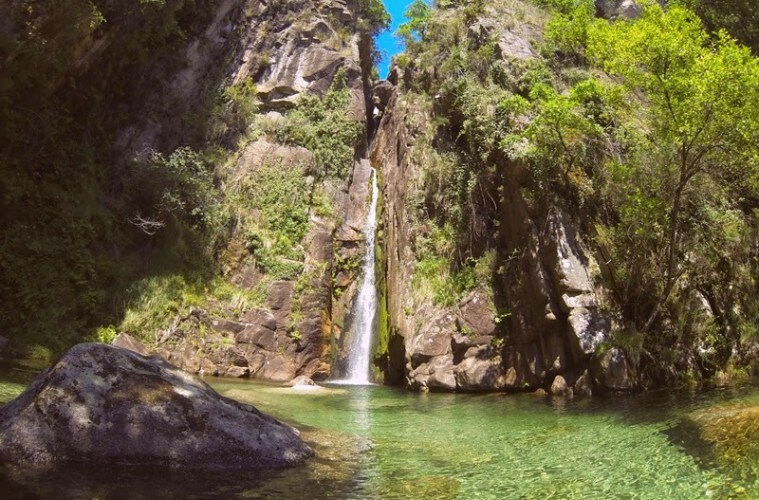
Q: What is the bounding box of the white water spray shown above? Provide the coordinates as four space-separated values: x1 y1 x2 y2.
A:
337 167 379 385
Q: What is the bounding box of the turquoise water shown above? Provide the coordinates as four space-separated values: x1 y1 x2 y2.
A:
1 367 758 499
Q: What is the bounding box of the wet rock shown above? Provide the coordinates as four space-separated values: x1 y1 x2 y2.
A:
0 343 312 468
574 370 593 398
111 333 150 356
0 336 9 356
534 388 548 397
550 375 572 397
591 348 634 391
236 326 278 351
454 357 506 391
336 160 373 242
288 375 315 387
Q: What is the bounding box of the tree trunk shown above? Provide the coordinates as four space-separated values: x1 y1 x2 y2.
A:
642 166 688 332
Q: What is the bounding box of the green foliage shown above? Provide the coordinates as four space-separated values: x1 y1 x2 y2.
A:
128 147 221 232
0 0 217 354
676 0 759 53
211 77 259 140
230 158 310 279
543 0 595 60
119 273 265 341
95 325 117 344
276 70 363 180
588 3 759 331
396 0 759 380
25 345 53 365
398 0 432 44
357 0 391 36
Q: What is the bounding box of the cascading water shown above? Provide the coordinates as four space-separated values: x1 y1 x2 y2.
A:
337 167 379 385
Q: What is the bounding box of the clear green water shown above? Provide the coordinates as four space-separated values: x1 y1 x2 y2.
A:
1 367 758 499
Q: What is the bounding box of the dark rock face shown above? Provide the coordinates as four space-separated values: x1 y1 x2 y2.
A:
591 348 635 391
370 6 623 394
0 336 10 357
0 344 313 468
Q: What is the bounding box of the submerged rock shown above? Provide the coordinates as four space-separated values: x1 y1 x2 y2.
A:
0 343 313 468
288 375 315 387
681 403 759 469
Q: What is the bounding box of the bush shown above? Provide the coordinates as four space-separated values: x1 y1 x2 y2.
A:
276 69 363 180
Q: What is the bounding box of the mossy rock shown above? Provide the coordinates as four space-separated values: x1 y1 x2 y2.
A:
688 404 759 468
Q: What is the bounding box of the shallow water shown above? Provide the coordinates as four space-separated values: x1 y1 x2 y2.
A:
1 367 758 499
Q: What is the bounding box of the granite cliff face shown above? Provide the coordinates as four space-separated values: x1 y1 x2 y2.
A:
105 0 382 383
112 0 635 392
8 0 753 393
369 2 631 394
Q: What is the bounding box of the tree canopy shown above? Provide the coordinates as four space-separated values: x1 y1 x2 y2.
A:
587 3 759 332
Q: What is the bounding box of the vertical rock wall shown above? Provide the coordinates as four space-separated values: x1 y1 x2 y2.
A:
112 0 379 382
372 75 627 394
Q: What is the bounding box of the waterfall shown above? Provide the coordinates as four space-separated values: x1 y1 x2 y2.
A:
339 167 379 385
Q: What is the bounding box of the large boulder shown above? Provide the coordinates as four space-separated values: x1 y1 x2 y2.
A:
591 347 634 391
596 0 643 19
0 343 313 468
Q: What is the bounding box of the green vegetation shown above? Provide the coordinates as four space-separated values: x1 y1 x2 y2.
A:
0 0 219 353
0 0 368 355
276 69 364 180
587 4 759 336
395 0 758 379
398 0 432 45
357 0 392 36
677 0 759 52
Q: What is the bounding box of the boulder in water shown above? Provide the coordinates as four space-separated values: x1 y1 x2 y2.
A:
0 343 313 468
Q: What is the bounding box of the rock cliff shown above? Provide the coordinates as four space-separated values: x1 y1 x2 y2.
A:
109 0 383 383
370 1 631 394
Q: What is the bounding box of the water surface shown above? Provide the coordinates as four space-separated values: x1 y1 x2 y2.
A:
1 366 758 499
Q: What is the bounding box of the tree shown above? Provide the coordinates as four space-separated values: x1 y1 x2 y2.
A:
587 4 759 332
357 0 391 36
678 0 759 53
398 0 431 44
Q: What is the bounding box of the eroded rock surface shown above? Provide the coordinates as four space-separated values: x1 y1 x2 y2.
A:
0 343 313 468
371 3 621 394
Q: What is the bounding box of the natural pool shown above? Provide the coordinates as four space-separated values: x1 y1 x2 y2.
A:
0 365 757 499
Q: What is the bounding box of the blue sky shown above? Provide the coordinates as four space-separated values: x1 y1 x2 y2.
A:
375 1 416 79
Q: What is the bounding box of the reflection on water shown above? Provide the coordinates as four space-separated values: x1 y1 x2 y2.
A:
0 367 758 499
